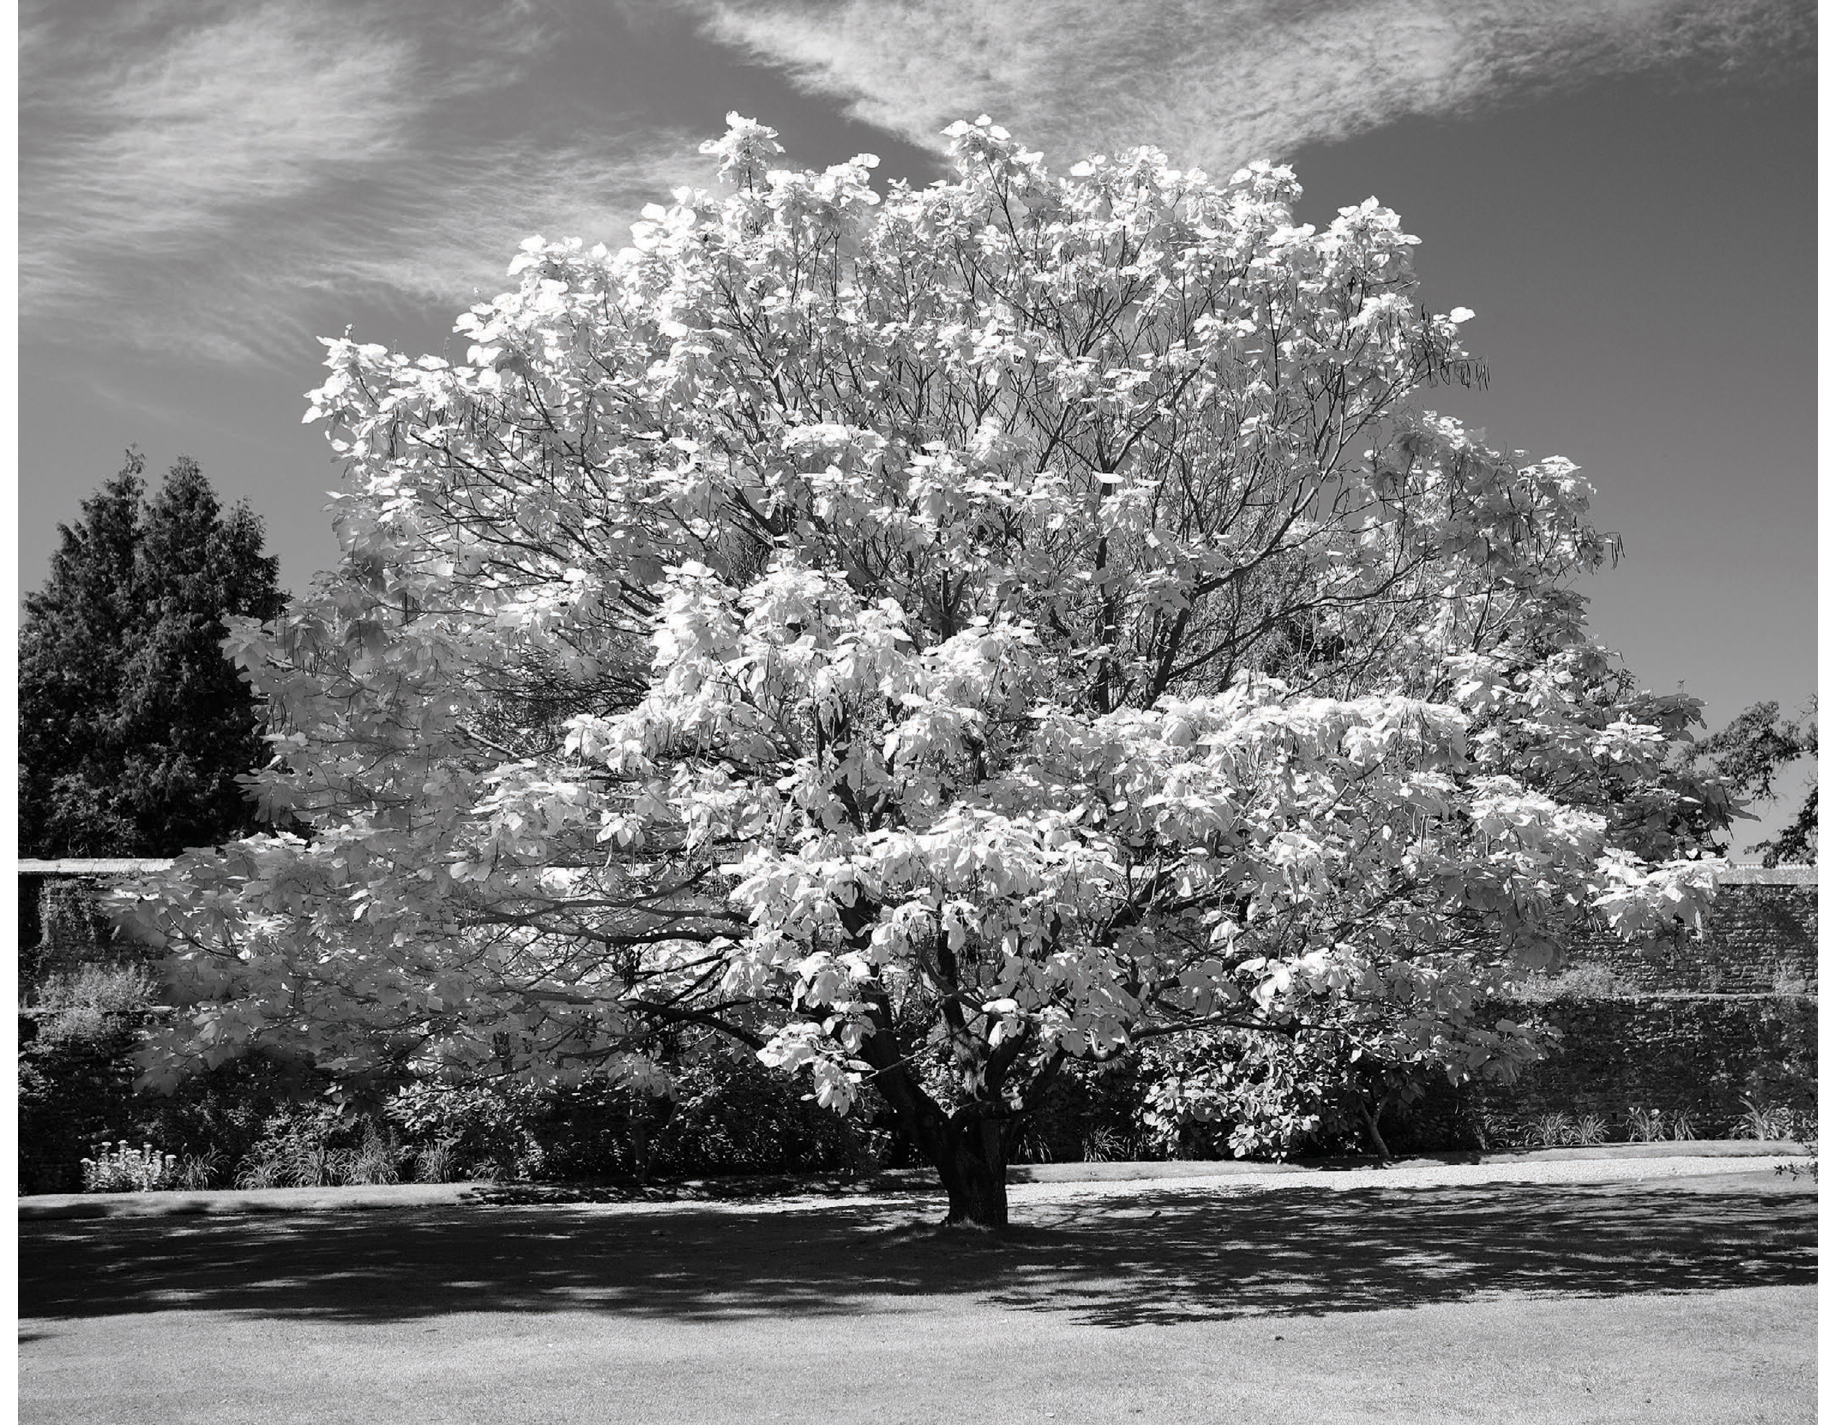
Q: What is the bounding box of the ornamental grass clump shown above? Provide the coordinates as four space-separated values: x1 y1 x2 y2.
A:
1739 1097 1813 1142
229 1105 411 1188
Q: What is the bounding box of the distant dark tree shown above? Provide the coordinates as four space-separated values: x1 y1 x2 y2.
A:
1694 699 1817 865
19 449 287 858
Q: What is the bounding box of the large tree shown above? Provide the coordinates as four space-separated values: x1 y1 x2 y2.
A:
120 117 1724 1225
21 451 286 858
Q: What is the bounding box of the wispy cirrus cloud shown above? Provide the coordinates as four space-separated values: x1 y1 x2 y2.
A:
689 0 1813 171
21 0 710 362
21 0 1811 367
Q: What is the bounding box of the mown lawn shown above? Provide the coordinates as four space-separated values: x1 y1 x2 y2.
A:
19 1170 1816 1424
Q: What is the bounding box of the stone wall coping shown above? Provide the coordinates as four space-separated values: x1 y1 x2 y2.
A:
18 859 175 876
1715 864 1817 886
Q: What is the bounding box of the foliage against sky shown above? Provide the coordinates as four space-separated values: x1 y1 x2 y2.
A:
1693 700 1817 866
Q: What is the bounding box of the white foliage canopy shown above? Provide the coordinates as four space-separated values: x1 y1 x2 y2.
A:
118 116 1720 1134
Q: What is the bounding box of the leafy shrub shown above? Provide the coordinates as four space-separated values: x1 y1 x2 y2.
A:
1140 1034 1311 1159
385 1082 547 1181
650 1057 885 1179
35 963 160 1014
1137 1032 1419 1161
1572 1113 1609 1146
19 981 156 1193
1625 1105 1667 1142
1003 1057 1147 1165
382 1055 882 1185
143 1055 342 1172
20 996 355 1195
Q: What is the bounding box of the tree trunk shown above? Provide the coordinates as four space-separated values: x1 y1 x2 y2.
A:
932 1114 1010 1228
630 1119 650 1186
849 1000 1013 1228
844 978 1021 1229
1359 1097 1391 1160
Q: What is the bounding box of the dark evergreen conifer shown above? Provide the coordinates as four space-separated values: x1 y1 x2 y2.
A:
20 450 286 857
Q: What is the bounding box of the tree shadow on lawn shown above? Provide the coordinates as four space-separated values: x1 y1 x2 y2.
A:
20 1176 1815 1331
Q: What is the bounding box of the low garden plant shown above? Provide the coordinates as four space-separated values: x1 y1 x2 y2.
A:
1738 1097 1814 1142
1529 1112 1576 1148
80 1139 177 1193
232 1106 410 1189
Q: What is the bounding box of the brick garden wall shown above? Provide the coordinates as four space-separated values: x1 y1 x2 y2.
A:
18 862 172 996
1556 867 1816 996
1471 868 1817 1136
1472 995 1816 1126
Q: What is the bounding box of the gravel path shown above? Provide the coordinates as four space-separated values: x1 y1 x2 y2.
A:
18 1142 1811 1220
647 1152 1811 1218
1006 1151 1810 1203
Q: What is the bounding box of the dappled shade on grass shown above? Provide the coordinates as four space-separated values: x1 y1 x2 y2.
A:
21 1176 1815 1332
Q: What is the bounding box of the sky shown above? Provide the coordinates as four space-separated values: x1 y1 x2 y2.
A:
16 0 1818 851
